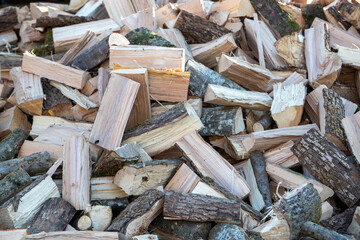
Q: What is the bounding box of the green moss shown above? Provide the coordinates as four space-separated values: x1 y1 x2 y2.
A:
31 44 53 57
125 27 176 47
284 16 302 34
44 28 53 45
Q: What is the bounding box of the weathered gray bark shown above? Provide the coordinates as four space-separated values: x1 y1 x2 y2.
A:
91 198 129 217
326 6 351 30
321 208 356 234
209 223 249 240
301 221 352 240
250 151 272 208
337 0 360 31
0 152 52 179
0 168 31 204
0 7 18 32
35 15 96 28
0 128 28 162
42 78 71 111
28 197 76 234
291 129 360 207
186 59 244 98
253 112 272 131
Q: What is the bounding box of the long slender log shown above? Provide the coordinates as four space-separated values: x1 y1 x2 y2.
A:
0 128 28 162
301 222 351 240
35 15 97 28
0 152 52 179
0 168 31 204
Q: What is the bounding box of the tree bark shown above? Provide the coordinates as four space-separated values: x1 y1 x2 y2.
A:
325 6 351 30
28 197 76 234
125 27 175 47
0 7 18 32
291 128 360 207
250 151 272 208
0 168 31 204
301 3 326 29
301 221 351 240
0 128 28 162
209 223 248 240
41 78 72 112
0 152 52 179
174 10 231 44
253 112 273 132
337 0 360 31
321 208 356 234
91 198 129 218
35 15 97 28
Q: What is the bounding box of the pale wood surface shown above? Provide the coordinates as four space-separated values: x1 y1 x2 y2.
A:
0 30 17 46
103 0 135 26
0 106 31 140
25 231 119 240
177 0 205 18
274 32 305 68
342 111 360 164
0 229 28 240
19 140 63 162
165 163 200 193
263 140 299 168
209 0 255 18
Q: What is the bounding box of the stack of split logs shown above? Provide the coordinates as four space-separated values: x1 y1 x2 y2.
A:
1 0 360 239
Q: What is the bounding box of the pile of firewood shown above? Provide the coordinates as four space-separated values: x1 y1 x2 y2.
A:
0 0 360 239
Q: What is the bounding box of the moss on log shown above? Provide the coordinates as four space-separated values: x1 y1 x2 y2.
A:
125 27 175 47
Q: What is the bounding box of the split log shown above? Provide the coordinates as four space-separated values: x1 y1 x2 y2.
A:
107 189 163 238
301 221 351 240
270 83 306 128
208 11 230 26
199 106 245 136
0 152 52 179
25 231 119 240
321 207 356 235
77 215 92 230
35 15 96 28
337 0 360 31
89 75 139 151
274 32 305 68
337 45 360 69
81 77 98 97
0 128 28 162
156 28 193 58
186 59 244 98
305 24 341 88
291 128 360 207
19 20 45 43
62 134 91 210
218 54 285 92
0 229 28 240
0 175 60 229
0 106 31 140
249 0 301 39
0 30 17 46
177 0 205 18
122 8 157 32
28 198 76 234
97 67 110 103
176 131 250 199
0 168 31 204
204 84 272 110
250 151 272 208
41 78 72 114
103 0 135 26
114 159 182 195
22 53 91 90
324 4 351 30
342 111 360 164
301 3 326 29
125 27 175 47
208 223 248 240
122 101 203 156
319 88 347 150
268 72 307 97
253 215 290 240
253 112 272 132
263 141 299 168
173 10 231 44
91 177 128 200
321 201 333 221
85 205 112 231
347 206 360 237
0 7 18 32
164 190 259 229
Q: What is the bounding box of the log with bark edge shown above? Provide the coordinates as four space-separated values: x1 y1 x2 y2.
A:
125 27 175 47
321 207 356 235
208 223 248 240
263 140 299 168
253 112 273 132
199 106 245 136
0 152 52 179
342 111 360 165
291 128 360 207
41 78 72 114
337 0 360 31
84 205 112 231
347 206 360 237
0 168 31 204
301 3 326 29
97 67 109 103
35 15 96 28
0 128 28 162
0 106 31 140
0 7 18 32
274 32 305 68
25 231 119 240
27 197 76 234
107 189 164 238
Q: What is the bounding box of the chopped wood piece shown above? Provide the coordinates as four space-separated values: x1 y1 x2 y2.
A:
0 30 17 46
25 231 119 239
301 3 326 29
89 75 139 151
110 46 185 71
35 15 96 28
22 53 90 90
227 124 318 159
122 7 158 31
347 206 360 237
337 45 360 69
263 141 299 168
0 7 18 32
97 67 110 103
186 59 244 98
125 27 175 47
192 33 237 68
164 191 259 228
177 0 205 18
63 134 90 210
114 159 181 195
337 0 360 31
249 0 301 39
218 54 285 92
41 79 71 113
0 229 28 240
156 28 193 58
0 152 52 179
305 24 342 88
321 207 356 235
271 83 306 128
0 175 59 229
274 32 305 68
0 106 31 140
208 10 230 26
174 10 231 44
107 189 163 238
28 198 76 234
253 112 272 132
80 76 98 97
85 205 112 231
269 72 307 97
0 168 31 204
301 221 352 240
176 131 250 199
292 128 360 207
123 101 203 156
209 0 254 18
321 201 333 221
0 128 28 162
323 3 351 30
204 84 272 110
342 111 360 164
77 215 92 230
91 177 128 200
103 0 135 26
253 215 290 240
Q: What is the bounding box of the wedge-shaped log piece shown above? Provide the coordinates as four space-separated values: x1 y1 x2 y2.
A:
271 83 306 128
268 72 307 97
103 0 135 26
192 33 237 68
253 215 290 240
114 159 182 195
218 54 285 92
227 124 318 159
0 106 31 140
186 59 244 98
209 0 255 18
274 32 305 68
25 231 119 240
0 175 60 229
34 125 90 146
176 131 250 199
89 75 139 151
200 106 244 136
62 134 90 210
305 24 342 88
292 128 360 207
0 168 31 204
10 67 43 116
0 229 28 240
204 84 272 110
156 28 193 59
337 0 360 31
110 46 185 71
342 111 360 165
0 128 28 162
22 53 90 89
263 140 299 168
91 177 127 200
123 101 203 156
164 191 259 229
107 189 163 238
337 46 360 69
28 198 76 234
